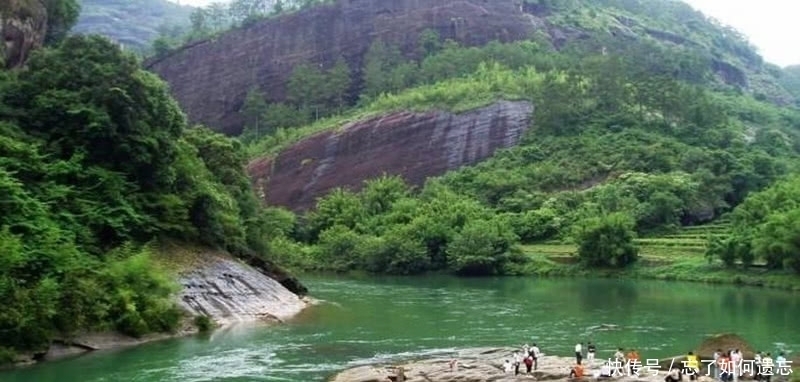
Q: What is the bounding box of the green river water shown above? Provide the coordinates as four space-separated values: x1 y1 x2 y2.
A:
4 276 799 381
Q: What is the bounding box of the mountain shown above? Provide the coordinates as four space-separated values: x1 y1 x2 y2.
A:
227 0 799 277
145 0 798 136
73 0 194 51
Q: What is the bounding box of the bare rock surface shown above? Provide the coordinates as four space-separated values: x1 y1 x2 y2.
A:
178 257 310 325
0 0 47 68
247 100 533 211
330 347 719 382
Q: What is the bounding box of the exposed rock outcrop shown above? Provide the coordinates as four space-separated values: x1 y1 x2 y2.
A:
145 0 536 134
330 347 719 382
13 250 311 366
178 256 309 325
696 333 755 360
247 100 534 211
0 0 48 68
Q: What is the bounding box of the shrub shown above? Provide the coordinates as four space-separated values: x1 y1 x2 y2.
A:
574 213 639 268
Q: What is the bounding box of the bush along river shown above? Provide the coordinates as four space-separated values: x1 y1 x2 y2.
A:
3 276 799 381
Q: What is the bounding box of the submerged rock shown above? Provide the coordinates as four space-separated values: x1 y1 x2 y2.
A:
178 257 309 325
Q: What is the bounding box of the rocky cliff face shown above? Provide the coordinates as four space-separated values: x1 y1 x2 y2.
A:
0 0 48 68
145 0 536 135
247 100 534 211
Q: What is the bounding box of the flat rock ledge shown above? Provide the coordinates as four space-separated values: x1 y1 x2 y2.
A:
330 347 718 382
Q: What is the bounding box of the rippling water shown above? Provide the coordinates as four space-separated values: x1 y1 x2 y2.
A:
4 276 799 381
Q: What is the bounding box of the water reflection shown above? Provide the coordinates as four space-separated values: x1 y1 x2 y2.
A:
577 278 640 312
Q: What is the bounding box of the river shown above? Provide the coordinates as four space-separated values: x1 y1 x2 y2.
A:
4 276 799 381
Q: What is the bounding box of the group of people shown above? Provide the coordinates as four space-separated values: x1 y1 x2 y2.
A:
710 349 791 382
501 343 793 381
503 343 543 375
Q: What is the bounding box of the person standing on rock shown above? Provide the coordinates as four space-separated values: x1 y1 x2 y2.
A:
711 349 728 381
575 342 583 365
587 342 597 365
754 351 763 381
513 351 522 375
613 347 626 376
684 351 700 381
531 343 541 370
761 352 774 382
731 349 742 379
626 349 641 376
524 353 534 374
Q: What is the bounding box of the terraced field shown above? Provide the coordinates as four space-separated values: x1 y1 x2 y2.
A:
517 219 800 290
522 220 731 261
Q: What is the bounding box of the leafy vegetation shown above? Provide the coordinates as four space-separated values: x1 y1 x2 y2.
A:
0 35 289 359
245 12 800 282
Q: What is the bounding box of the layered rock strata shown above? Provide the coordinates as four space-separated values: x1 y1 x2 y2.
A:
247 100 534 211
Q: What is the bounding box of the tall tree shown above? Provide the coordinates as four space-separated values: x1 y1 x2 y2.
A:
362 40 405 99
43 0 81 45
287 63 326 118
324 57 352 110
240 87 269 137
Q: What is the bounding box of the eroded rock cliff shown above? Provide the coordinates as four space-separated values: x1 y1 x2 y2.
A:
247 100 534 211
0 0 48 68
178 256 309 325
145 0 536 135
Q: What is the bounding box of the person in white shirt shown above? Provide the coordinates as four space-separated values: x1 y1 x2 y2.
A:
613 347 626 376
731 349 742 377
575 342 583 365
531 343 541 371
513 352 522 376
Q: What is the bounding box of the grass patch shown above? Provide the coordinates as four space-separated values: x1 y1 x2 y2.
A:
150 240 231 276
246 64 538 159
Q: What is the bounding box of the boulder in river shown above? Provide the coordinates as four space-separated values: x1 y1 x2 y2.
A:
696 333 755 359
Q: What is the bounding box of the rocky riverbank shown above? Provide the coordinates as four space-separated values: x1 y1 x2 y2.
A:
12 248 314 367
330 346 736 382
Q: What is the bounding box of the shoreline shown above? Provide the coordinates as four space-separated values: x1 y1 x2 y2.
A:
7 295 319 369
329 343 796 382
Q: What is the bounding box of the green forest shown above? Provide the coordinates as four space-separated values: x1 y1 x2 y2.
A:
2 0 800 364
1 0 289 361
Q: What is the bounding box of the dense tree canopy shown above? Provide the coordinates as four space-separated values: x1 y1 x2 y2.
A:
0 35 289 360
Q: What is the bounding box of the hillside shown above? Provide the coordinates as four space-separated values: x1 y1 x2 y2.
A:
73 0 194 51
145 0 799 135
226 1 800 281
